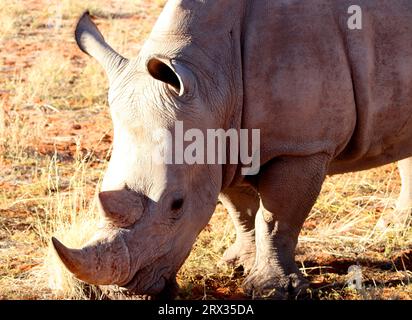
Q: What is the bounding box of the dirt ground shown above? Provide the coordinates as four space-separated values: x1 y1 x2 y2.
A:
1 0 411 300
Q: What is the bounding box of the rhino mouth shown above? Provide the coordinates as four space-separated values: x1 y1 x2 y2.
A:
123 265 170 296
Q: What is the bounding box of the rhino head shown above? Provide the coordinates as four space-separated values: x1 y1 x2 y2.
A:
51 12 230 296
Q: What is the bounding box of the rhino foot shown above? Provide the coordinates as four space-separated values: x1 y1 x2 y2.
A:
242 265 309 299
221 240 256 274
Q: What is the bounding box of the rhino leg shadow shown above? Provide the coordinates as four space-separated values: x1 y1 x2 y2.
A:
219 186 260 274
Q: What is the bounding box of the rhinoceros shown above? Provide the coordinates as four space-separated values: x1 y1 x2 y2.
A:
52 0 412 298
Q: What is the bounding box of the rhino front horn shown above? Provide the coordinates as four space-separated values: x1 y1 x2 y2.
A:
51 234 131 285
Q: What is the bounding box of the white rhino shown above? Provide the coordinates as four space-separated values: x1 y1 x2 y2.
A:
52 0 412 298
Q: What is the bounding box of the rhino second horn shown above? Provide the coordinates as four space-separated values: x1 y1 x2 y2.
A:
75 11 128 85
51 236 130 285
98 190 143 227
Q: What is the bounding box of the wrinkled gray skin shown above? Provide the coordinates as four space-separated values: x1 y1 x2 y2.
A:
52 0 412 299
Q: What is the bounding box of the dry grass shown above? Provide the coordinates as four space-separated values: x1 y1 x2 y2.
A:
305 168 412 252
0 0 26 41
1 0 411 300
33 150 99 295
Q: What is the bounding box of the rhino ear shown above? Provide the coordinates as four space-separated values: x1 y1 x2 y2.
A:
146 56 194 97
75 11 128 84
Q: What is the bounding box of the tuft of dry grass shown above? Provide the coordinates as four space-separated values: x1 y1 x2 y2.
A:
32 148 105 299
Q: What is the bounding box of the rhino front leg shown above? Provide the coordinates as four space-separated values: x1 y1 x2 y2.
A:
243 153 331 298
219 186 260 273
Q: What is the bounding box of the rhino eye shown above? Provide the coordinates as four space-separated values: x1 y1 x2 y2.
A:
171 198 184 211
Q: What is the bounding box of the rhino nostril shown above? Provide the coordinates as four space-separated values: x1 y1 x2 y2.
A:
171 198 184 211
